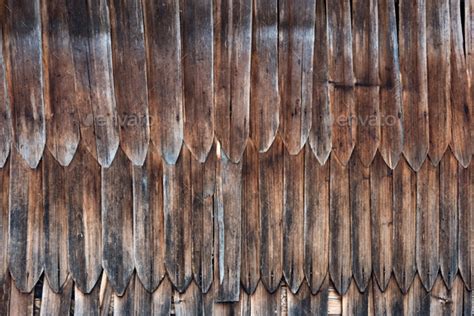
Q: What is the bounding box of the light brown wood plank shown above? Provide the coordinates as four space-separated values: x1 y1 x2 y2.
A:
175 281 203 315
151 277 172 315
9 281 33 316
0 23 11 168
342 279 372 316
74 283 100 316
373 277 404 315
0 162 8 286
403 275 430 315
40 276 73 316
132 276 152 315
113 274 135 316
250 282 281 315
458 162 472 288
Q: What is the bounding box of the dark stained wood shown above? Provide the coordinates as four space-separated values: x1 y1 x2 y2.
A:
392 156 416 293
250 0 279 153
66 143 102 294
101 148 134 295
0 24 11 168
174 281 203 315
399 0 429 172
449 276 465 315
342 279 372 316
132 147 166 292
416 159 440 291
403 275 430 315
163 146 192 292
373 277 404 315
109 0 149 166
259 136 283 293
311 277 330 315
250 282 281 315
426 0 451 166
8 147 43 293
0 163 8 286
287 282 311 315
349 154 372 291
113 274 135 315
428 277 448 315
42 150 68 293
439 149 459 288
132 277 152 315
41 0 81 167
304 145 329 294
181 0 214 163
0 274 11 316
74 283 100 316
458 163 472 288
329 154 351 295
9 281 34 315
214 0 252 162
143 0 183 165
5 0 45 168
240 140 260 294
468 0 474 85
151 277 172 315
309 0 331 165
40 276 73 316
378 0 403 170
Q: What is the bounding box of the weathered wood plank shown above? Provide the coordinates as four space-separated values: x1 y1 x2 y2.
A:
163 146 192 292
378 0 403 169
5 0 45 168
132 147 165 292
9 281 34 316
250 0 279 153
132 276 152 315
416 159 440 291
40 276 73 316
0 274 11 316
74 283 100 316
449 276 465 315
426 0 451 166
312 277 330 315
259 136 283 293
342 279 372 316
458 162 472 288
0 162 8 286
109 0 149 166
175 281 203 315
214 0 252 162
403 275 430 315
8 147 43 293
287 282 311 316
0 24 11 168
399 0 429 172
392 156 416 293
304 145 329 294
101 148 134 295
66 143 102 294
182 0 214 162
373 277 404 315
428 277 448 315
250 282 281 315
151 277 172 315
329 154 351 295
99 275 113 316
113 274 135 316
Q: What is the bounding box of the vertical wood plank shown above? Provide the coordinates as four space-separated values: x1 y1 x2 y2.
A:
0 274 11 316
287 282 310 315
175 281 204 315
250 282 281 315
373 277 404 315
132 277 152 315
403 275 430 315
0 162 8 286
113 274 135 316
0 21 11 168
458 163 472 288
430 276 451 314
342 279 372 316
40 276 73 316
74 283 100 316
151 277 172 315
9 282 34 316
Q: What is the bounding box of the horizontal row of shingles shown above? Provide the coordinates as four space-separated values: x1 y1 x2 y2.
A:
0 0 472 171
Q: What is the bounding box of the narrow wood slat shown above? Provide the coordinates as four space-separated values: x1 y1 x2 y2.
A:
74 283 100 316
0 163 8 285
304 145 329 294
151 277 172 315
468 0 474 77
43 150 68 293
40 276 73 316
378 0 403 169
439 149 459 288
182 0 214 163
101 148 134 295
259 136 283 293
0 25 11 168
399 0 429 172
132 276 151 315
426 0 451 166
429 277 448 314
250 282 282 315
66 143 102 294
175 281 204 315
430 275 466 315
5 0 45 168
9 282 34 316
113 274 135 315
144 0 183 165
449 276 466 315
403 275 430 315
373 277 404 315
0 274 11 316
99 275 113 316
240 140 260 294
288 280 329 315
211 291 250 315
329 155 351 295
250 0 279 153
109 0 149 166
458 163 472 288
163 146 192 292
8 147 43 293
132 147 165 292
342 279 372 316
41 0 81 167
327 0 356 166
352 0 380 167
309 0 331 165
130 275 172 315
392 157 416 293
349 154 372 291
416 159 440 291
214 0 252 162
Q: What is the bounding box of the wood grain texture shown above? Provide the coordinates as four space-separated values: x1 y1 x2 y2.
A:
426 0 451 166
163 146 192 292
0 25 11 168
113 274 136 316
182 0 214 163
74 283 100 316
175 281 203 315
352 0 380 167
403 275 430 315
66 143 102 294
132 147 165 292
0 163 8 286
329 154 351 295
378 0 403 169
342 279 372 316
392 157 416 293
42 150 68 293
439 149 459 288
373 277 404 315
151 277 172 315
370 153 393 291
40 276 73 316
327 0 356 166
250 0 279 153
309 0 331 165
278 0 315 154
259 136 283 293
143 0 183 165
304 145 329 294
41 0 80 167
9 281 33 316
458 162 472 288
8 147 43 293
240 140 260 294
214 0 252 162
0 275 11 316
5 0 45 168
349 154 372 291
109 0 149 166
250 282 281 315
416 159 440 291
101 148 134 295
399 0 429 172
